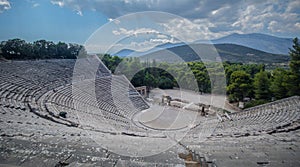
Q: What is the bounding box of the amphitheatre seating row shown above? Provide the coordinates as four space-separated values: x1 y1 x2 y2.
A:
0 104 89 139
0 59 146 132
186 134 300 167
0 60 77 105
0 59 147 132
42 75 150 132
182 117 220 144
1 59 299 136
213 96 300 136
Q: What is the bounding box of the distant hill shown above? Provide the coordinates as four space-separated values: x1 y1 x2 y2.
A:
139 43 290 63
113 33 293 62
155 42 185 49
113 42 185 57
211 33 293 55
114 49 135 57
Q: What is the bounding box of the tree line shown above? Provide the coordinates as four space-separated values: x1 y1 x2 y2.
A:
101 54 262 96
226 38 300 107
0 38 85 60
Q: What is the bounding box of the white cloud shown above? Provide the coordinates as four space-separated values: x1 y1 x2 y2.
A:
231 1 300 34
50 0 64 7
32 3 40 8
161 18 207 41
0 0 11 13
50 0 300 38
106 27 179 52
286 1 300 13
112 27 160 36
76 10 82 16
150 38 176 44
156 34 169 39
113 38 176 52
51 0 83 15
108 18 121 24
211 5 230 16
26 0 40 8
268 18 300 33
295 23 300 29
161 18 233 41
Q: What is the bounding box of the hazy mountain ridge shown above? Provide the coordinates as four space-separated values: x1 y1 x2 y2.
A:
139 43 290 63
114 49 135 57
211 33 293 55
112 33 293 63
114 42 186 57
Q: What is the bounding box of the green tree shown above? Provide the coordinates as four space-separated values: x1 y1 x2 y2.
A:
290 37 300 75
56 42 69 59
144 72 157 88
253 70 271 100
227 70 252 102
68 43 85 59
158 76 174 89
288 37 300 95
110 56 122 72
33 40 49 59
0 38 82 60
270 68 289 99
1 39 27 59
100 54 123 73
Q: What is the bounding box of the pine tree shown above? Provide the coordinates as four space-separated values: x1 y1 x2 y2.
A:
227 70 252 102
288 37 300 95
253 70 271 100
270 68 289 99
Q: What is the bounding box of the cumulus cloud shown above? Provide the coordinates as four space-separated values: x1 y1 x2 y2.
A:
286 1 300 13
50 0 300 39
150 38 176 44
231 1 300 34
0 0 11 13
49 0 300 42
50 0 64 7
112 27 160 36
161 18 212 41
105 26 179 52
112 37 177 52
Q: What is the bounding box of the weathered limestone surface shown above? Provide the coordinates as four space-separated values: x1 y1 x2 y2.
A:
0 59 299 166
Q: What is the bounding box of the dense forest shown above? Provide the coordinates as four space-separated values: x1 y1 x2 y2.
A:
0 38 85 60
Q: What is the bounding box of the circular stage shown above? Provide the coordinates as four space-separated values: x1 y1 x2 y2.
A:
134 105 200 131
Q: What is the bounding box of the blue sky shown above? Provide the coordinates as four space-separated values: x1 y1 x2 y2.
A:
0 0 108 44
0 0 299 50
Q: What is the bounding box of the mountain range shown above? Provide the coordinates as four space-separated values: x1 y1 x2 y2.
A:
113 33 294 63
210 33 293 55
139 43 290 63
